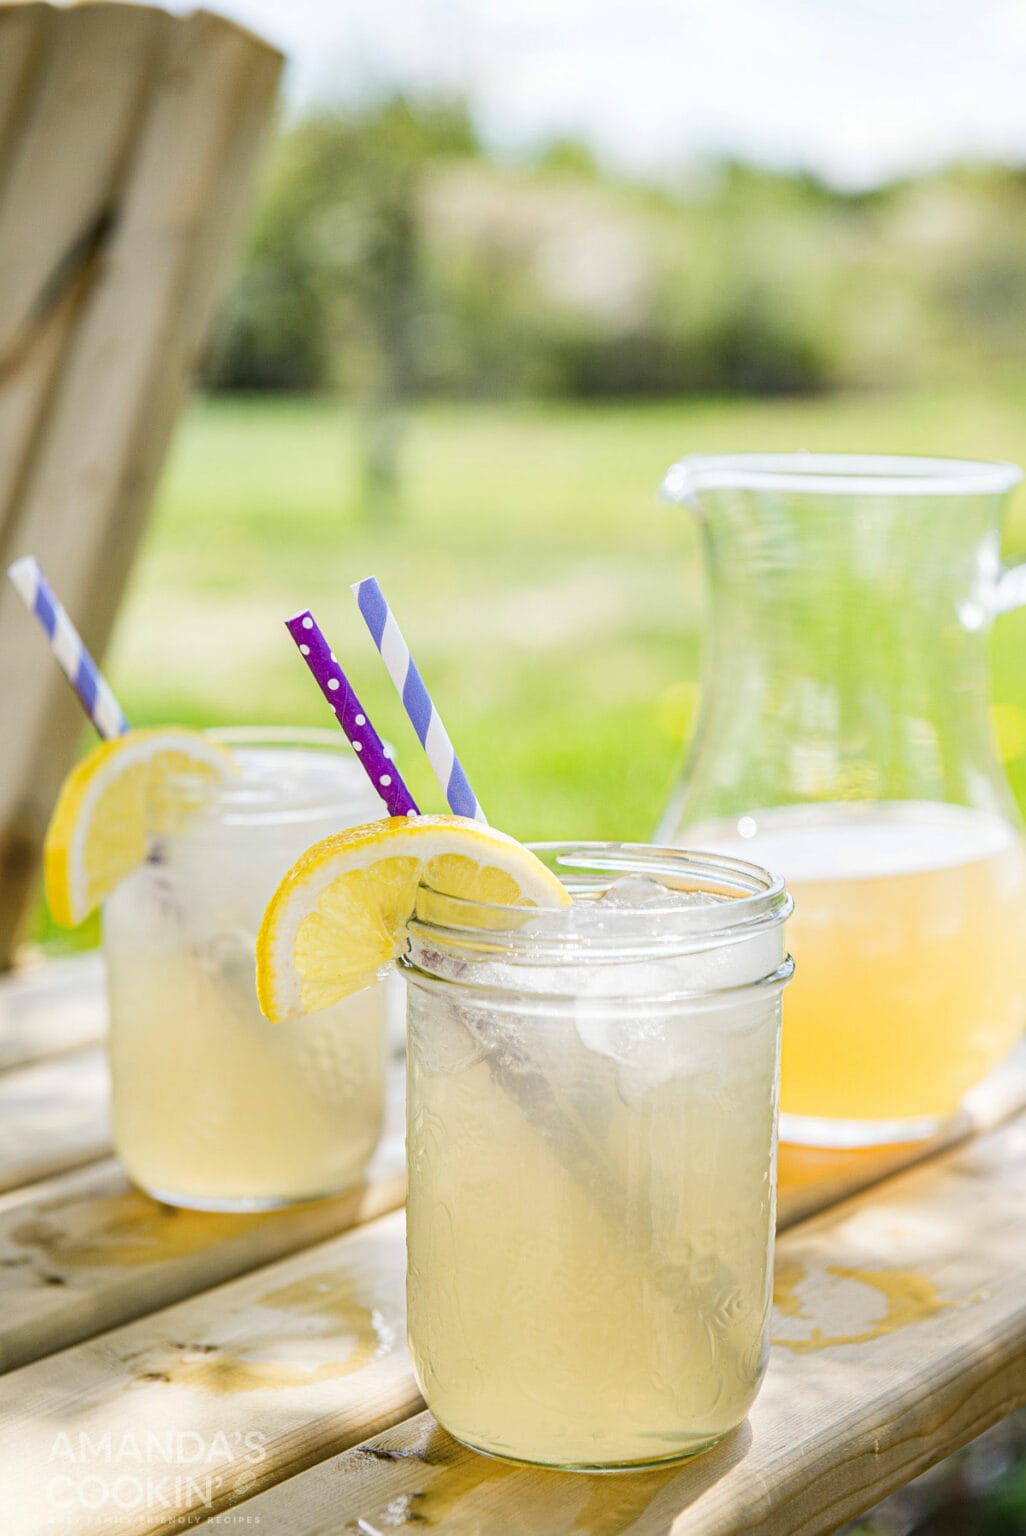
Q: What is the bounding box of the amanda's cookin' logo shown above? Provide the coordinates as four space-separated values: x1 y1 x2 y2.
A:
47 1429 266 1516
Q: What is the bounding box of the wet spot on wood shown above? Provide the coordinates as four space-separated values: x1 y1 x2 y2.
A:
774 1261 957 1352
8 1196 268 1268
125 1273 389 1394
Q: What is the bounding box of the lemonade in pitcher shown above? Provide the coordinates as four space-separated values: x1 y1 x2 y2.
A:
694 801 1026 1141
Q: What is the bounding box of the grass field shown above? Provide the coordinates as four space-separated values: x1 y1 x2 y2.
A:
34 383 1026 944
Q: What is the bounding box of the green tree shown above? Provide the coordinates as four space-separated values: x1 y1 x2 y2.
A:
205 99 478 516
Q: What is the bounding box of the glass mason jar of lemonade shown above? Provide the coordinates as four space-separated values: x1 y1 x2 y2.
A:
103 728 389 1210
403 842 793 1471
659 454 1026 1147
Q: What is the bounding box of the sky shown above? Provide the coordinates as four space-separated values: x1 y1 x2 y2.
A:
193 0 1026 188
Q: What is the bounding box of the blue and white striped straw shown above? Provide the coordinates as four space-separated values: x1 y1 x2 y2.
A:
352 575 486 823
7 557 130 739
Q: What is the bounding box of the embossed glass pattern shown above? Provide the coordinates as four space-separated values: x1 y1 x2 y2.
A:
403 842 793 1471
103 728 389 1211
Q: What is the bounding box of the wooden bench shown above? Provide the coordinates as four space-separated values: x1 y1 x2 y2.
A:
1 955 1023 1535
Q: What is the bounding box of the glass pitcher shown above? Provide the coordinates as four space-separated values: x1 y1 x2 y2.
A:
658 453 1026 1147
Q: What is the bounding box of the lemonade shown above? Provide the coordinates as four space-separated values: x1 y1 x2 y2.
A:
103 730 390 1209
692 801 1026 1143
402 845 792 1469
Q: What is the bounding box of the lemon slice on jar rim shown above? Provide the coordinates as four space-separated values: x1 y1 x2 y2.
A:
43 728 236 926
255 813 571 1023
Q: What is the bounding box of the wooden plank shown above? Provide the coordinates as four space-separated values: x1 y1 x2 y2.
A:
0 2 162 962
200 1113 1026 1536
0 3 165 366
0 276 80 564
0 5 165 609
0 1067 406 1371
0 1045 109 1193
0 7 168 949
0 952 106 1072
0 4 52 177
0 6 282 965
1 1207 422 1535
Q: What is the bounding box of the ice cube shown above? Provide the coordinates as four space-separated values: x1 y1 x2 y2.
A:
574 991 725 1101
198 926 256 992
408 996 488 1077
598 875 720 909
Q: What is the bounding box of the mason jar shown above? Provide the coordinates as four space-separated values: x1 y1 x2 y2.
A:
103 727 389 1210
403 841 793 1471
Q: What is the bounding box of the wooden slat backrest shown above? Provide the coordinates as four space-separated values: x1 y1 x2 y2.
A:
0 2 283 965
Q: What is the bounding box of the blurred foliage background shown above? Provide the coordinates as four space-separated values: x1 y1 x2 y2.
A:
206 100 1026 408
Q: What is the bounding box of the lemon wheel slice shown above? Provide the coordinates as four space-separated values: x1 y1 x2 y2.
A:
256 814 571 1023
43 728 236 926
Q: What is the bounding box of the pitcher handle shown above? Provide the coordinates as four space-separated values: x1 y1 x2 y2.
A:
994 558 1026 614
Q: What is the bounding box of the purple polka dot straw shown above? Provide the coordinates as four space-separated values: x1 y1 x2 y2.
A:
284 610 419 819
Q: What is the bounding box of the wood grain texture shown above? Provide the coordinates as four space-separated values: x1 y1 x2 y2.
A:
0 7 168 964
198 1113 1026 1536
0 952 106 1071
0 3 283 965
0 7 166 695
0 1067 406 1371
2 1208 423 1535
0 4 52 181
0 1045 109 1193
0 2 164 366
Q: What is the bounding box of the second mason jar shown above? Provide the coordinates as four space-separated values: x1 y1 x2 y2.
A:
403 842 793 1471
103 727 390 1210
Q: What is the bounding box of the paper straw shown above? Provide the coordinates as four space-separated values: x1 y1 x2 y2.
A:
285 609 419 819
351 576 485 823
7 557 130 739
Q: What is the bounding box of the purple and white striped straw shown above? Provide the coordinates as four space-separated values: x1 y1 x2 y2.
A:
7 556 130 739
351 576 485 823
285 609 419 819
